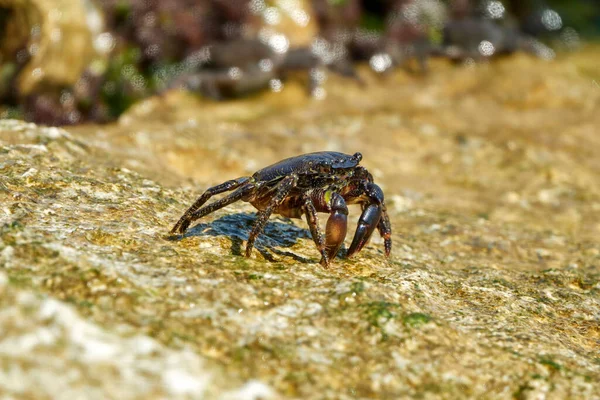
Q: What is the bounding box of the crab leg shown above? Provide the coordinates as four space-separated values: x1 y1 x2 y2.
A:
303 198 329 266
347 182 385 258
377 208 392 257
245 175 298 257
170 177 253 234
304 190 349 267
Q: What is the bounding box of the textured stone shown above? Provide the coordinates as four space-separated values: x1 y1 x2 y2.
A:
1 48 600 398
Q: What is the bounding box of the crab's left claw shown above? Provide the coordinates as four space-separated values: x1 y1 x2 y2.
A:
347 183 385 258
322 193 348 267
347 204 382 258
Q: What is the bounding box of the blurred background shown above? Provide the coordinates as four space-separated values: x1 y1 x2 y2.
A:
2 2 600 398
0 0 598 126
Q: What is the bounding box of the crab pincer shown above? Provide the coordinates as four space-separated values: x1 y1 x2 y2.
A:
323 192 348 266
347 182 386 258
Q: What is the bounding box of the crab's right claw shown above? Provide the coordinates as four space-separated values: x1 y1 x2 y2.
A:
347 203 382 258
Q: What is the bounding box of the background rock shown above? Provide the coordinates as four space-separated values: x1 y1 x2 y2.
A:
0 0 100 95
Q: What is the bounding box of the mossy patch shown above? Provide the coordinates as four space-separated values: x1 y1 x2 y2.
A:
539 356 563 372
402 312 433 328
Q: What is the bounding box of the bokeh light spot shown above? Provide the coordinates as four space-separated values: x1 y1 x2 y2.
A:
541 9 563 31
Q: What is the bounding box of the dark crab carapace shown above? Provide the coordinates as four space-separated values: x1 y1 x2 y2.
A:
170 151 392 266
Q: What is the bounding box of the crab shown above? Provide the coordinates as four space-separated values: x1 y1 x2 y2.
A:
170 151 392 267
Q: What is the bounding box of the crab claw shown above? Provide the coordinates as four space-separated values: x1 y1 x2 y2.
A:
347 203 382 258
323 210 348 266
321 193 348 266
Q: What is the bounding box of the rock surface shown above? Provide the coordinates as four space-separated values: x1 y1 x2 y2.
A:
1 48 600 399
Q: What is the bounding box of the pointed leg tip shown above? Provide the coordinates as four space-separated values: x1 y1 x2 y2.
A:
319 253 331 268
385 240 392 257
170 220 189 235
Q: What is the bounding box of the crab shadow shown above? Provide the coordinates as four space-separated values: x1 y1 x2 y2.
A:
170 213 337 264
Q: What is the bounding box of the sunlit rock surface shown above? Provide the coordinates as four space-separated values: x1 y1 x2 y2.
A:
1 48 600 399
